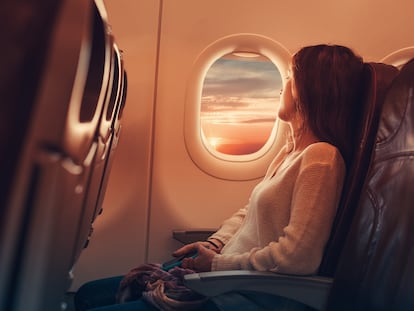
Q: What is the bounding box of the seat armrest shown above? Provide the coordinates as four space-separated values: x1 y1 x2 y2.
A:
184 271 332 310
172 229 217 244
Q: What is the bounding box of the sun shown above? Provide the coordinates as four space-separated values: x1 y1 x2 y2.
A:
208 137 221 149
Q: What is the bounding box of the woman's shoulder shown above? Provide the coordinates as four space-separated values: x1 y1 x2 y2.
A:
301 142 344 166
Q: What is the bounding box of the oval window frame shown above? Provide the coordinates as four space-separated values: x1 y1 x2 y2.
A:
184 33 291 181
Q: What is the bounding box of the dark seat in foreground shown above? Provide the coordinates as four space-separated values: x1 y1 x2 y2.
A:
0 1 126 311
184 60 408 310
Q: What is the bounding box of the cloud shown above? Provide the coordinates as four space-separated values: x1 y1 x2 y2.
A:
200 96 250 112
201 96 279 120
202 58 282 99
237 117 276 124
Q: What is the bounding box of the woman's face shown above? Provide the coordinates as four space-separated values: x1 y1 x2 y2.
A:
277 75 297 123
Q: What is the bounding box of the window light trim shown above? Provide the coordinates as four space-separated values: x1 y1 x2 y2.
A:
381 46 414 69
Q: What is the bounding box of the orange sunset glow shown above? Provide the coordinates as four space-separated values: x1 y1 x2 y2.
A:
201 54 283 155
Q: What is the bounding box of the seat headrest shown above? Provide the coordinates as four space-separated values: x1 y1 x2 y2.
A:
376 58 414 146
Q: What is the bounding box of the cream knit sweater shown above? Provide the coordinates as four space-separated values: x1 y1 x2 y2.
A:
209 142 345 275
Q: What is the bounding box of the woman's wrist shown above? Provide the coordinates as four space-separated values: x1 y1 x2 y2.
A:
206 238 224 251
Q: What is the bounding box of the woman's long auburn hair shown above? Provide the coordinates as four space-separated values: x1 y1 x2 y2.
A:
292 44 365 166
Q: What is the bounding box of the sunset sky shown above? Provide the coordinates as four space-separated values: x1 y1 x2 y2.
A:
201 55 283 155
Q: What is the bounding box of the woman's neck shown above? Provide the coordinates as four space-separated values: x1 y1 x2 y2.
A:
288 123 320 153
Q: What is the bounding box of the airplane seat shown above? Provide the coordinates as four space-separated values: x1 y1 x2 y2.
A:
319 62 399 277
74 41 127 260
0 1 120 310
92 55 128 222
0 3 66 309
72 3 120 264
326 57 414 310
183 62 400 310
91 44 128 223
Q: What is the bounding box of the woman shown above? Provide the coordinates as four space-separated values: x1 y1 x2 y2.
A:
75 44 364 311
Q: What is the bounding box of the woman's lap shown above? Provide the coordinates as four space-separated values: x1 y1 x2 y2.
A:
74 275 306 311
74 276 217 311
74 276 124 311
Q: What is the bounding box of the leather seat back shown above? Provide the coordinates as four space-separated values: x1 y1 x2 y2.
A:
320 62 399 276
327 58 414 310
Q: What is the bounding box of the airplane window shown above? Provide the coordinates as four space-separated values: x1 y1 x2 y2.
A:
184 34 291 180
201 52 282 156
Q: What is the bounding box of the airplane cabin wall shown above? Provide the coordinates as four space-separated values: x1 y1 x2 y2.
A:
71 0 414 290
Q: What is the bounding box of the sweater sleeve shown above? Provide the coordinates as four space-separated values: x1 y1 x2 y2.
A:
212 152 345 275
208 204 248 245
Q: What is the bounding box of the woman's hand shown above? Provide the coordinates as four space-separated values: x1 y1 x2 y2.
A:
173 241 220 272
